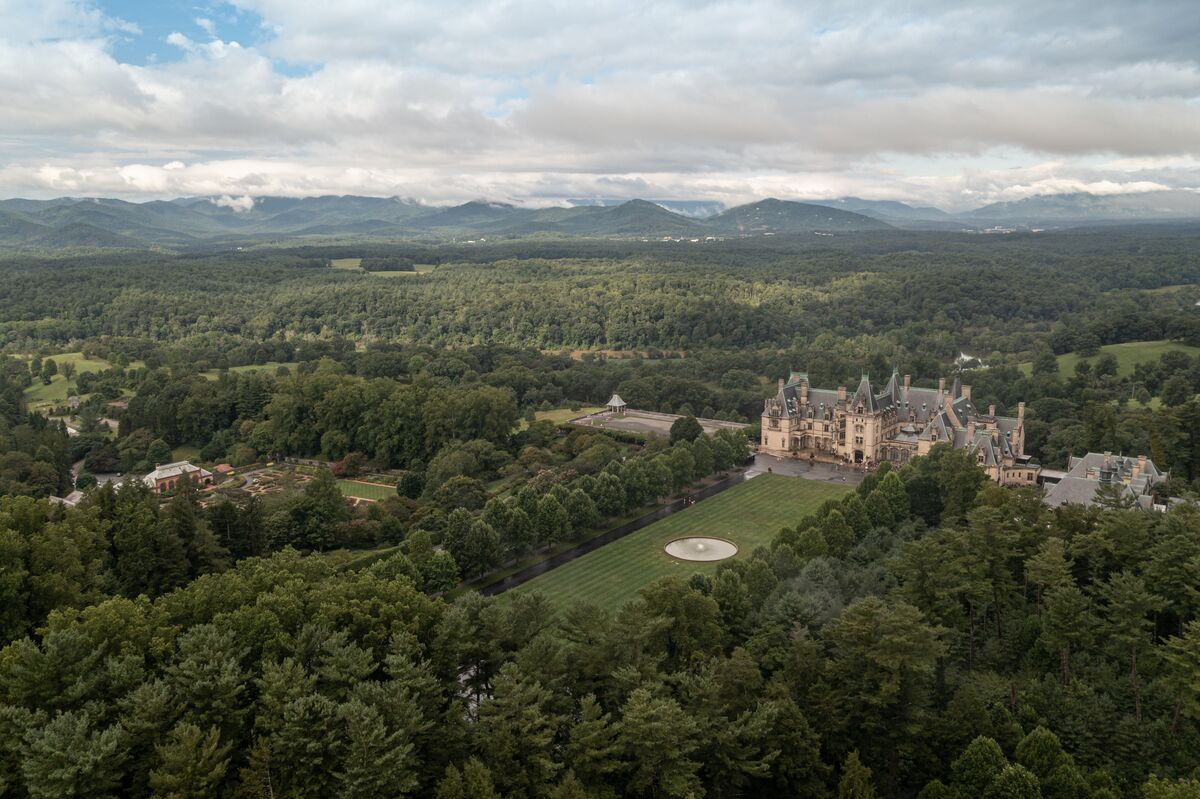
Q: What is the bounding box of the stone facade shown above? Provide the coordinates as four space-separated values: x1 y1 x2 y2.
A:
761 370 1038 485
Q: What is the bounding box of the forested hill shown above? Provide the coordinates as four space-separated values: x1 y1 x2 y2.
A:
0 196 888 249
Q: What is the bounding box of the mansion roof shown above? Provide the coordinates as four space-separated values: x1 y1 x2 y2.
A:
767 369 1026 460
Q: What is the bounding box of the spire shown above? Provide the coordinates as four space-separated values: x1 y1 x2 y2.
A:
852 373 876 413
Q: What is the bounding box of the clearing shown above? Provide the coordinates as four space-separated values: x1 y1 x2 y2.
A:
511 473 850 611
1019 340 1200 378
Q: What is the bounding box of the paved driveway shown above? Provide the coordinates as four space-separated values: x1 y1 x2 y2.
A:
746 453 865 485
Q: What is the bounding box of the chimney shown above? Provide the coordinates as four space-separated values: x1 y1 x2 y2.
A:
962 384 972 400
1138 454 1147 474
778 378 785 392
800 383 808 404
938 377 946 395
837 385 847 403
1017 401 1025 421
988 404 996 417
903 374 911 390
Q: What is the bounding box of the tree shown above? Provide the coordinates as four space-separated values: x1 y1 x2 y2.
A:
20 710 128 799
1014 726 1068 782
461 520 501 579
476 663 563 796
952 736 1008 798
669 415 703 444
564 489 599 532
619 687 702 798
1040 585 1094 686
1096 571 1161 722
838 750 876 799
147 438 173 466
1161 375 1193 407
334 700 418 799
148 722 231 799
564 695 622 789
534 494 571 551
983 764 1041 799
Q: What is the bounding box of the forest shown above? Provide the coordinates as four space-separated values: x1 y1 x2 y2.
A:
0 229 1199 796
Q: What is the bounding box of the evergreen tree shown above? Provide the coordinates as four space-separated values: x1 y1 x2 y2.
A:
838 750 876 799
619 687 702 798
476 663 563 796
20 710 128 799
148 722 231 799
334 700 418 799
952 736 1008 798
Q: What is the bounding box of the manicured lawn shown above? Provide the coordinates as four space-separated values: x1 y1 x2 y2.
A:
337 479 396 501
1019 340 1200 378
537 406 604 424
512 474 851 611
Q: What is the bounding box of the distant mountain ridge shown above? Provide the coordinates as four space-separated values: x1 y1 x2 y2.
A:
2 189 1199 249
0 195 889 249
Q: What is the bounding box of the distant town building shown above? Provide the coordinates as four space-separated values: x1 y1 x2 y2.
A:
1042 452 1166 510
67 395 81 411
606 393 627 415
143 461 213 494
762 369 1037 485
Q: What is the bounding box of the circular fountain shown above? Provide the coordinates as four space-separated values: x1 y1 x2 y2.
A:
664 537 738 562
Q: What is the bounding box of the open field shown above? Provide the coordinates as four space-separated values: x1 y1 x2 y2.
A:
330 258 363 269
512 473 851 611
1019 340 1200 378
200 362 300 380
337 479 396 501
12 352 114 409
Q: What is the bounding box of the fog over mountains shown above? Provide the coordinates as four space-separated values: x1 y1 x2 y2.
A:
1 189 1199 249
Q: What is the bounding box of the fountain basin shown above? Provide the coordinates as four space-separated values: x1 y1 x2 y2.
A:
664 537 738 562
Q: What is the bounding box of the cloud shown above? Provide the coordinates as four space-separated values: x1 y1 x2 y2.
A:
0 0 1198 208
212 194 255 211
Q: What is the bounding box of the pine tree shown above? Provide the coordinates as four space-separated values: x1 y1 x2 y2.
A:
476 662 563 795
983 763 1041 799
334 700 417 799
20 710 128 799
1096 571 1161 723
619 687 702 798
838 751 876 799
1040 584 1093 685
149 722 232 799
564 695 622 788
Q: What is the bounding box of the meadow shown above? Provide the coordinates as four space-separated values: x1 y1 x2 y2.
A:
512 473 851 611
1019 339 1200 378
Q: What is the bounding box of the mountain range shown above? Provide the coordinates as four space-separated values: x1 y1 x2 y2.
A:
0 189 1198 249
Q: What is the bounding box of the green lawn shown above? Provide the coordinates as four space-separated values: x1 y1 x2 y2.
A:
337 479 396 501
1019 340 1200 378
331 258 363 270
512 474 851 611
12 352 115 409
200 362 300 380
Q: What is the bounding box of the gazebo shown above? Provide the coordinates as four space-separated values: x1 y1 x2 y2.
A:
606 393 627 415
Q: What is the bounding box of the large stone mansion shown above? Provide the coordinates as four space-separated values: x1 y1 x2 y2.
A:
761 370 1039 485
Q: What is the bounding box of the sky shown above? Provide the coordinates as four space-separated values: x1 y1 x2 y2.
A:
0 0 1198 210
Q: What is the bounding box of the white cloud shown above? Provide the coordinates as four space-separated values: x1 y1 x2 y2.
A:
212 194 255 211
1 0 1199 208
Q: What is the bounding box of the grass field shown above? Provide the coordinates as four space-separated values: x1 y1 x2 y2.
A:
512 474 851 611
337 479 396 501
11 352 115 409
331 258 363 270
1019 340 1200 378
200 362 300 380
